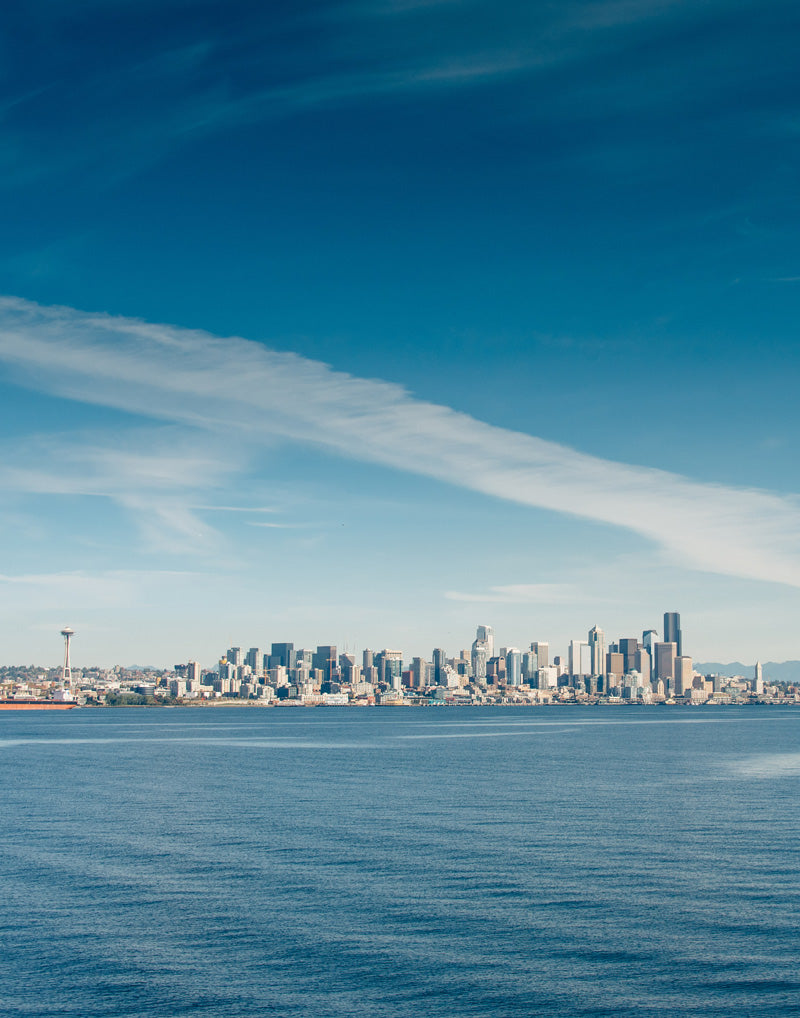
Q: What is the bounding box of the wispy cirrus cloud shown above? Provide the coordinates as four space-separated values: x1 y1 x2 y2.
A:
445 584 576 604
0 296 799 587
0 426 242 554
0 568 197 593
1 0 758 188
247 521 313 529
0 569 210 648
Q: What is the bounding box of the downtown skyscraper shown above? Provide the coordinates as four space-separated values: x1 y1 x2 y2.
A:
663 613 682 657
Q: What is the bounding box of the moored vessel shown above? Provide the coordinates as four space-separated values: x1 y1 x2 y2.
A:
0 699 78 710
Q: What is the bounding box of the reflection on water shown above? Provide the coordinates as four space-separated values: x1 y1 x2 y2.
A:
727 751 800 777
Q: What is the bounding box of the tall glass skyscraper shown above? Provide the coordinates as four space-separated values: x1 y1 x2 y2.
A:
476 625 494 659
471 641 487 683
588 626 606 677
663 613 682 657
505 648 521 687
432 647 446 685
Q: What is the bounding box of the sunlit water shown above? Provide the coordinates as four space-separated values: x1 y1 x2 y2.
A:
1 705 798 1017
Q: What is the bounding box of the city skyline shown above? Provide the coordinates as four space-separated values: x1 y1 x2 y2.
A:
12 611 787 676
6 614 791 709
2 2 800 666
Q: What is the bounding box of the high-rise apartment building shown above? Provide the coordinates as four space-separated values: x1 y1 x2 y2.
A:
663 613 682 657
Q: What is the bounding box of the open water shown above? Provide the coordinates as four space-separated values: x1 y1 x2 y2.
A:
0 705 798 1017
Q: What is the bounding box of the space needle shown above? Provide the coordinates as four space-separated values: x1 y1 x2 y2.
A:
60 627 74 685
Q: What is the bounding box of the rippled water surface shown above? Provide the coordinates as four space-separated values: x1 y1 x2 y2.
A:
1 705 798 1017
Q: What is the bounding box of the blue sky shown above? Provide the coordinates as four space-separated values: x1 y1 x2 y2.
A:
1 0 799 667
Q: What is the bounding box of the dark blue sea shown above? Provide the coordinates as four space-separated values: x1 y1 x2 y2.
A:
1 706 798 1017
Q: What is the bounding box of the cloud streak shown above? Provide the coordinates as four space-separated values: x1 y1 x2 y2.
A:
1 296 799 586
0 426 241 553
2 0 755 189
445 584 576 604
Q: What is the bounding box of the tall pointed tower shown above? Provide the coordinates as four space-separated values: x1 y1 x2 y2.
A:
60 627 74 685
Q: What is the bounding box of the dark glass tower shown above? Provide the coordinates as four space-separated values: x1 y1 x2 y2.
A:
432 648 446 685
663 613 682 657
271 642 295 670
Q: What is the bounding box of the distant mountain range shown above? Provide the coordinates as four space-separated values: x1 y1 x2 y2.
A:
695 661 800 683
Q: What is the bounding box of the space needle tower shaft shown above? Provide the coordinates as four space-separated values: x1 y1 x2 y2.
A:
61 627 74 685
